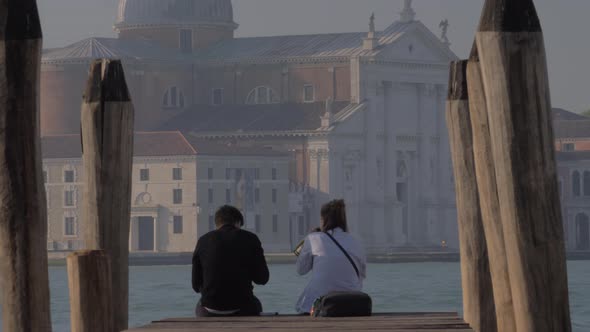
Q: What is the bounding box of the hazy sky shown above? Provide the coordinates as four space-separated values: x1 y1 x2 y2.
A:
37 0 589 112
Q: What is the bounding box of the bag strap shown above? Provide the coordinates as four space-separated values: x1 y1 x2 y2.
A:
324 231 360 279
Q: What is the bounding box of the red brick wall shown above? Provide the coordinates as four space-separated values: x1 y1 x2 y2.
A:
194 63 351 105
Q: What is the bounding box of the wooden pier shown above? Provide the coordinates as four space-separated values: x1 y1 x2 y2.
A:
124 312 474 332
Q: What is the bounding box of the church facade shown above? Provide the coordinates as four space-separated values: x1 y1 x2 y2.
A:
40 0 460 253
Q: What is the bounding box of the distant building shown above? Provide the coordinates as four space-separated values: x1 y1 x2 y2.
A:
557 151 590 251
40 0 460 252
552 109 590 251
43 132 291 253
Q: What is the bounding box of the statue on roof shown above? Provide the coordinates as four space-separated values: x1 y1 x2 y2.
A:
439 19 450 46
400 0 416 22
369 13 375 33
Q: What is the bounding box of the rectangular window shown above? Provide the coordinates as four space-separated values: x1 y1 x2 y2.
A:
255 168 261 180
208 188 214 204
255 215 261 233
173 168 183 181
563 143 575 152
272 168 277 180
208 168 213 180
255 188 260 203
64 217 75 236
272 188 277 204
272 215 278 233
173 189 183 204
180 29 193 53
140 169 149 181
303 85 315 102
212 89 224 105
209 215 215 231
64 190 74 207
225 189 231 204
173 216 183 234
64 170 75 183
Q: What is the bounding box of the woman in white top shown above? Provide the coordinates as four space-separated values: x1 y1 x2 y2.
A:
295 199 367 314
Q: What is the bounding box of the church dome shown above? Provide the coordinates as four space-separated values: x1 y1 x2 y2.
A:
115 0 235 29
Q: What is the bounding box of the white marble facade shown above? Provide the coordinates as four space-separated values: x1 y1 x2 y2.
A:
305 28 458 253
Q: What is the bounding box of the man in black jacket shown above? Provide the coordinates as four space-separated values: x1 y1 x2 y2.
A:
192 205 269 317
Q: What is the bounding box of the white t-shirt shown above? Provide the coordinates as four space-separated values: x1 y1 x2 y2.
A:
295 228 367 313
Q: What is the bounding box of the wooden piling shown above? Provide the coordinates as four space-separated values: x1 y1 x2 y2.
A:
67 250 114 332
476 0 571 331
466 45 516 332
0 2 52 331
446 60 497 332
81 59 135 332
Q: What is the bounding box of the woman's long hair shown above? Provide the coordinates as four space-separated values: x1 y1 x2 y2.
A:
320 199 348 232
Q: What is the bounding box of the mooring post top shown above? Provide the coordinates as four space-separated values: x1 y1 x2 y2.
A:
447 60 469 101
478 0 541 32
2 1 42 40
83 59 131 103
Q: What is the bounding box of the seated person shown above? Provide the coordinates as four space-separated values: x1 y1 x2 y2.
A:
295 199 367 314
192 205 269 317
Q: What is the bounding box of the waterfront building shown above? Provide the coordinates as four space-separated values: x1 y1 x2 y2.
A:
40 0 460 252
43 132 291 253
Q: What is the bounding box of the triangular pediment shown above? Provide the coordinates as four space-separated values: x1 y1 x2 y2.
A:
374 21 458 63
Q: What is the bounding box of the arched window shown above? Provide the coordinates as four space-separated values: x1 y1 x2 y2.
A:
246 86 279 104
573 171 581 197
583 171 590 196
163 86 185 109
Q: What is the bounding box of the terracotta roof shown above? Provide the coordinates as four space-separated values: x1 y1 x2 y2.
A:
42 132 196 159
186 137 287 157
41 132 286 159
195 20 455 63
552 108 587 121
556 151 590 162
42 38 191 64
158 101 350 135
554 120 590 139
41 135 82 159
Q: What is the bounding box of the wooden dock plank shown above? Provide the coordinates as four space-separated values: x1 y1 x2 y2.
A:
125 313 474 332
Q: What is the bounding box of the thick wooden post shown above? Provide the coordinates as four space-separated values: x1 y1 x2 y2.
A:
0 2 52 331
467 45 516 332
67 250 114 332
446 60 497 332
476 0 571 331
81 59 135 332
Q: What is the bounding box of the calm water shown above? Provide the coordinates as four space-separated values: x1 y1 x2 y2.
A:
1 261 589 331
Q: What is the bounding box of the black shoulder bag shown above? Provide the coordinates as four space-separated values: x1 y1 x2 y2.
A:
310 232 372 317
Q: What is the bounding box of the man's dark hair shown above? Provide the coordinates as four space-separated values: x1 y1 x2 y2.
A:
215 205 244 227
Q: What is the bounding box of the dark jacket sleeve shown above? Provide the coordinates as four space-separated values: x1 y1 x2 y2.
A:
251 236 270 285
192 241 203 293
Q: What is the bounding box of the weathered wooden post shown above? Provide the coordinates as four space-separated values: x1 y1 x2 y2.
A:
467 45 516 332
81 59 135 332
0 1 52 331
476 0 572 331
67 250 114 332
446 60 497 332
